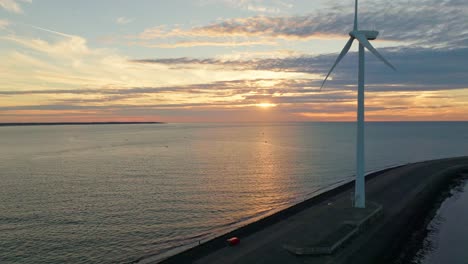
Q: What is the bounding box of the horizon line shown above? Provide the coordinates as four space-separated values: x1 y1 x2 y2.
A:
2 120 468 127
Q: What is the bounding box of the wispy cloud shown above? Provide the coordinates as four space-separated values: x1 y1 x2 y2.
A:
116 17 133 25
131 46 468 91
2 74 467 121
1 26 317 106
133 0 467 48
134 17 338 40
0 19 10 29
199 0 293 14
31 25 76 38
0 0 31 14
3 88 467 122
130 39 277 48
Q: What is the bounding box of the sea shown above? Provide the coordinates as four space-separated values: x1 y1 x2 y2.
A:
1 122 468 263
402 178 468 264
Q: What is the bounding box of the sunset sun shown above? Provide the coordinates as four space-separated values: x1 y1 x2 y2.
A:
256 103 277 108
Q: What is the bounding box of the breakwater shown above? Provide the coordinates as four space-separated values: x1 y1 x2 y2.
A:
147 157 468 264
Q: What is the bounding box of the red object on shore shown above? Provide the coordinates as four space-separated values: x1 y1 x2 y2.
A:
227 237 240 246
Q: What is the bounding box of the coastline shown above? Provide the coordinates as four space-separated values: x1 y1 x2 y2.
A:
138 157 468 264
394 172 468 263
135 165 401 264
0 122 165 127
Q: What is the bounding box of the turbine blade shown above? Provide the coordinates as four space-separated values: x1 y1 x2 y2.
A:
354 33 396 71
320 37 354 90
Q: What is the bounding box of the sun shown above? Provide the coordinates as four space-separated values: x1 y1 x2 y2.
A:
255 103 277 108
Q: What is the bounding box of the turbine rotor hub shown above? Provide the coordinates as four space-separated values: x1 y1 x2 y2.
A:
349 30 379 40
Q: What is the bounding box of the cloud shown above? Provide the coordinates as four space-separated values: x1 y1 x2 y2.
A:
3 34 91 61
132 47 468 91
2 87 466 122
0 19 10 29
130 39 277 48
2 75 466 120
9 41 463 118
121 45 468 119
216 49 303 60
198 0 293 14
134 0 467 48
131 24 279 47
0 78 319 97
0 0 31 14
1 26 319 119
116 17 133 25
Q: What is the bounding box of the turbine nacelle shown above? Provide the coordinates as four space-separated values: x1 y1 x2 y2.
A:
320 28 395 90
349 30 379 40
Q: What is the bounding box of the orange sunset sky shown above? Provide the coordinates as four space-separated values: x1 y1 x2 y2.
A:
1 0 467 122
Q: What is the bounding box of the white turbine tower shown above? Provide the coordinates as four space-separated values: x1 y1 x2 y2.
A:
321 0 396 208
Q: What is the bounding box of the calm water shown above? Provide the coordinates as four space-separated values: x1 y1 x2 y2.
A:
405 178 468 264
1 122 468 263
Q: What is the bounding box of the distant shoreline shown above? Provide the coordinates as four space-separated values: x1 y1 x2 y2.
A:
0 122 165 127
1 121 467 127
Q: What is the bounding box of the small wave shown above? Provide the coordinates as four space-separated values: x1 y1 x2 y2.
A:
149 231 211 247
134 208 278 263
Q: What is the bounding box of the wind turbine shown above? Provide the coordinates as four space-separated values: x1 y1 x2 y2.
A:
321 0 396 208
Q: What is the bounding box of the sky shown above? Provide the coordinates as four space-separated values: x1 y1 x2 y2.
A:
1 0 467 122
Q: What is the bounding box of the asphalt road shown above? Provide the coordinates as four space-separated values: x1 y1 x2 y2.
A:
158 157 468 264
